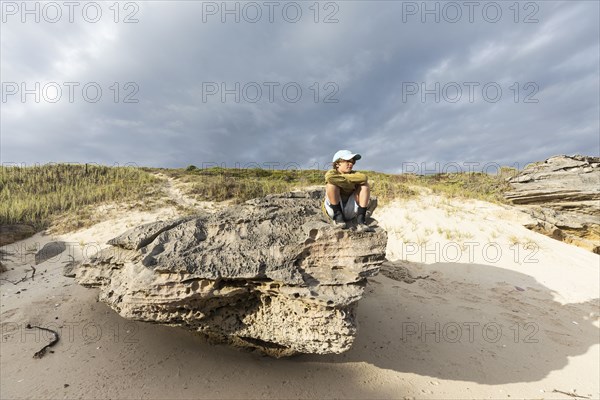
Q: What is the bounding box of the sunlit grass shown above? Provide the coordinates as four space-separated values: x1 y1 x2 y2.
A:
154 166 419 204
156 167 327 203
156 165 513 205
0 164 161 229
400 168 516 203
1 163 516 233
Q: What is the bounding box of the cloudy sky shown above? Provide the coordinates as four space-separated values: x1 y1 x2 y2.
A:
1 0 598 173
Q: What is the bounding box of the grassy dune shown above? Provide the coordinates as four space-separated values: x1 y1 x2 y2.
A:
156 166 419 203
1 163 514 232
157 165 513 204
0 164 160 230
401 168 515 203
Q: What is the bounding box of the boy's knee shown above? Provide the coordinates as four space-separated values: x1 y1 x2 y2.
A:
357 182 370 192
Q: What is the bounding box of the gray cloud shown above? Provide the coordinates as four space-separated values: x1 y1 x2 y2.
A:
1 0 598 173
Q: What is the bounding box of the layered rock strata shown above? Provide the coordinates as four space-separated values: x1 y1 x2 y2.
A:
75 190 387 356
504 155 600 253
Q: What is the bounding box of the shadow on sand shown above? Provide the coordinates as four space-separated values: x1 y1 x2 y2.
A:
302 260 599 385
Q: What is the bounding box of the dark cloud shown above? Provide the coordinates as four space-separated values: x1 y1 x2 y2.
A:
1 1 598 173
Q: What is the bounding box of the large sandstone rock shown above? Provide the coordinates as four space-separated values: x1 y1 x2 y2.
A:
74 190 387 356
504 155 600 253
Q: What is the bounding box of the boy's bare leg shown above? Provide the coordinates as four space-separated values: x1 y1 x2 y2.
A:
355 182 370 207
326 183 341 205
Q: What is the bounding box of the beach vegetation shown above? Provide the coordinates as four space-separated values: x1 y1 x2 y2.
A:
1 163 515 233
0 164 161 230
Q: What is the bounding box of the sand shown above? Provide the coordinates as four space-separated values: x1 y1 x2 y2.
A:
1 193 598 399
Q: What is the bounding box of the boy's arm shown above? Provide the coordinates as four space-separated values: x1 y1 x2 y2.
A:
344 172 368 185
325 170 368 186
325 170 347 186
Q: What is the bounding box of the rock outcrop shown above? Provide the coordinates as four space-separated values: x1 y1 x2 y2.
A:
74 190 387 356
35 241 67 265
504 155 600 254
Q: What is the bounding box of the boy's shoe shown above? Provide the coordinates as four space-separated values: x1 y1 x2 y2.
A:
333 212 348 229
366 197 378 219
357 213 366 225
356 214 374 232
355 223 374 233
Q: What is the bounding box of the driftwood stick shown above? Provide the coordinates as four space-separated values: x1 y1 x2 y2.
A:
25 324 60 359
0 266 36 285
552 389 590 399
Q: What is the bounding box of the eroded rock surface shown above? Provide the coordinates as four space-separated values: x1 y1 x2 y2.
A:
75 190 387 356
504 155 600 253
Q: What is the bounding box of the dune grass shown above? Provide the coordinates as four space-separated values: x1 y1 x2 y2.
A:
156 165 512 205
0 164 161 230
1 163 515 232
402 169 515 203
155 166 418 204
156 166 328 203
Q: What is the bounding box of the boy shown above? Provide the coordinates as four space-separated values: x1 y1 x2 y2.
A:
324 150 375 231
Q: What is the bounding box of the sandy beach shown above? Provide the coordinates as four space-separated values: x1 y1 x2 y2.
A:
1 193 598 399
4 0 599 396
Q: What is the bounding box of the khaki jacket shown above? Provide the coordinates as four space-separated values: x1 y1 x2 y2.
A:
325 169 368 198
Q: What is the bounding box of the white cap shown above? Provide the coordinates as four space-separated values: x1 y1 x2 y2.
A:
332 150 362 163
